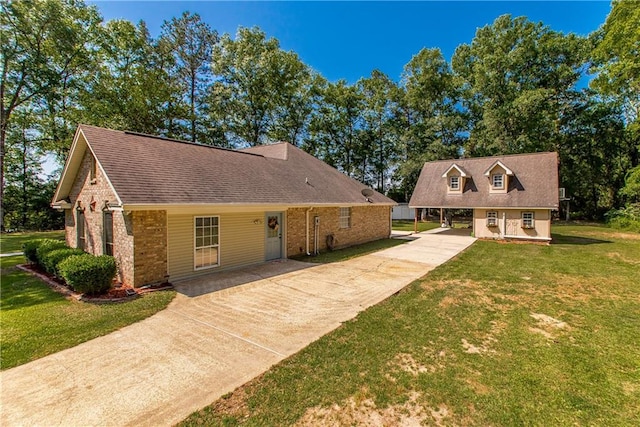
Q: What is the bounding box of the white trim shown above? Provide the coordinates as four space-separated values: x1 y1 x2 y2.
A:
491 174 504 189
339 207 351 229
52 126 84 204
122 202 395 213
449 176 460 190
521 211 535 229
503 235 551 241
51 128 123 206
193 215 220 270
483 160 514 177
441 163 468 178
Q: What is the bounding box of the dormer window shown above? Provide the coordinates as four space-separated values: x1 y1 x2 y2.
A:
442 163 468 194
492 174 504 189
484 160 513 194
450 176 460 190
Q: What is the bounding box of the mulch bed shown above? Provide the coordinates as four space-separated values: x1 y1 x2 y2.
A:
17 264 173 303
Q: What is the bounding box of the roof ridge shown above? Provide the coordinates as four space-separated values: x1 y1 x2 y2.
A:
425 151 557 164
79 125 264 158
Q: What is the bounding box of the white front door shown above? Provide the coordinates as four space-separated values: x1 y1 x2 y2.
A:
265 212 283 260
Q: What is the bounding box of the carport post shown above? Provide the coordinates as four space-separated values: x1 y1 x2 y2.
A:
440 208 443 225
414 208 418 233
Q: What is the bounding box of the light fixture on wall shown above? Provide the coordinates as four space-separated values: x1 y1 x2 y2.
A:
253 219 262 225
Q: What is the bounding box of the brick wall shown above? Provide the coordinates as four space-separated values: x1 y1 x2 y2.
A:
286 205 391 256
65 150 134 285
132 210 168 286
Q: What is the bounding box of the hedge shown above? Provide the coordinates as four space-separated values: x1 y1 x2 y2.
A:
58 254 117 295
23 239 44 264
35 239 68 266
40 248 86 277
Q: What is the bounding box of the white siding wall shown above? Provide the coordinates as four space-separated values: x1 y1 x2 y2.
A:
167 212 265 281
392 204 415 220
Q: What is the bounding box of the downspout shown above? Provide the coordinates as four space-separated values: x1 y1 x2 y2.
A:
305 207 312 255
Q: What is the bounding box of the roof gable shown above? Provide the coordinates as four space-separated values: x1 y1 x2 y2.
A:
409 152 559 209
483 160 514 176
53 125 395 207
441 163 468 178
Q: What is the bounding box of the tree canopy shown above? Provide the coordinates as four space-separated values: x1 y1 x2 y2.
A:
1 0 637 230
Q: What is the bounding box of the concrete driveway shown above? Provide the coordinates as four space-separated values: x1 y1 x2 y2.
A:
0 229 475 427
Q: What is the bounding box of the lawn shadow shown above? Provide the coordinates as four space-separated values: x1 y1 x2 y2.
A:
552 234 612 245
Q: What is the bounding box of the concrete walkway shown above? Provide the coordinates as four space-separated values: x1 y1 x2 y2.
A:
0 229 475 427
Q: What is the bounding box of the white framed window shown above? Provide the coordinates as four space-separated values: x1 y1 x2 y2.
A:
339 207 351 229
194 216 219 270
492 174 504 189
486 211 498 227
449 176 460 190
522 212 535 229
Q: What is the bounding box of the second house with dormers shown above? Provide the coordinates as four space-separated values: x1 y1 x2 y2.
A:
409 152 559 241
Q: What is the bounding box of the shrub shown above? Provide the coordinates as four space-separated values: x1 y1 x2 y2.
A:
58 254 117 295
35 239 68 266
40 248 85 276
605 204 640 233
23 239 44 264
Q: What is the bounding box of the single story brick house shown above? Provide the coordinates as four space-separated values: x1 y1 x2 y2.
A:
409 152 559 241
52 125 395 286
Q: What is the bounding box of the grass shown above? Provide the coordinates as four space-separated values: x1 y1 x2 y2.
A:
296 238 408 264
0 233 175 371
392 220 440 233
0 230 65 253
180 224 640 426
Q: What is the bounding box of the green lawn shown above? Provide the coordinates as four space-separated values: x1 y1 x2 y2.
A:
181 224 640 426
392 220 441 233
0 230 65 253
0 233 175 370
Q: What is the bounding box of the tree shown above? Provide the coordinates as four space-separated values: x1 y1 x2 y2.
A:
452 14 587 156
590 0 640 167
2 109 63 230
393 48 464 199
160 12 218 142
1 0 101 229
357 70 401 192
307 80 364 177
80 19 176 135
209 27 315 147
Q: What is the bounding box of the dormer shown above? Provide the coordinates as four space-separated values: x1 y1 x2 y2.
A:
442 163 468 194
484 160 513 194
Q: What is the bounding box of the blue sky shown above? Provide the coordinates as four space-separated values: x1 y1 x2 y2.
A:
91 1 612 83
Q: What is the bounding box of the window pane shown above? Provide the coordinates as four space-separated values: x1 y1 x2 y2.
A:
203 217 210 226
195 217 203 227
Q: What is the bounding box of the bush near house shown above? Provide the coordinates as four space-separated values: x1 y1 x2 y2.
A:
22 239 44 264
40 248 86 277
22 239 118 295
34 239 68 266
58 254 117 295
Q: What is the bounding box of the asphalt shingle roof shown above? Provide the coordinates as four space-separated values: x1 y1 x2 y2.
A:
78 125 394 206
409 152 559 209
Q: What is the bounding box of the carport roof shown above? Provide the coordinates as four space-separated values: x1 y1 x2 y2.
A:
53 125 395 206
